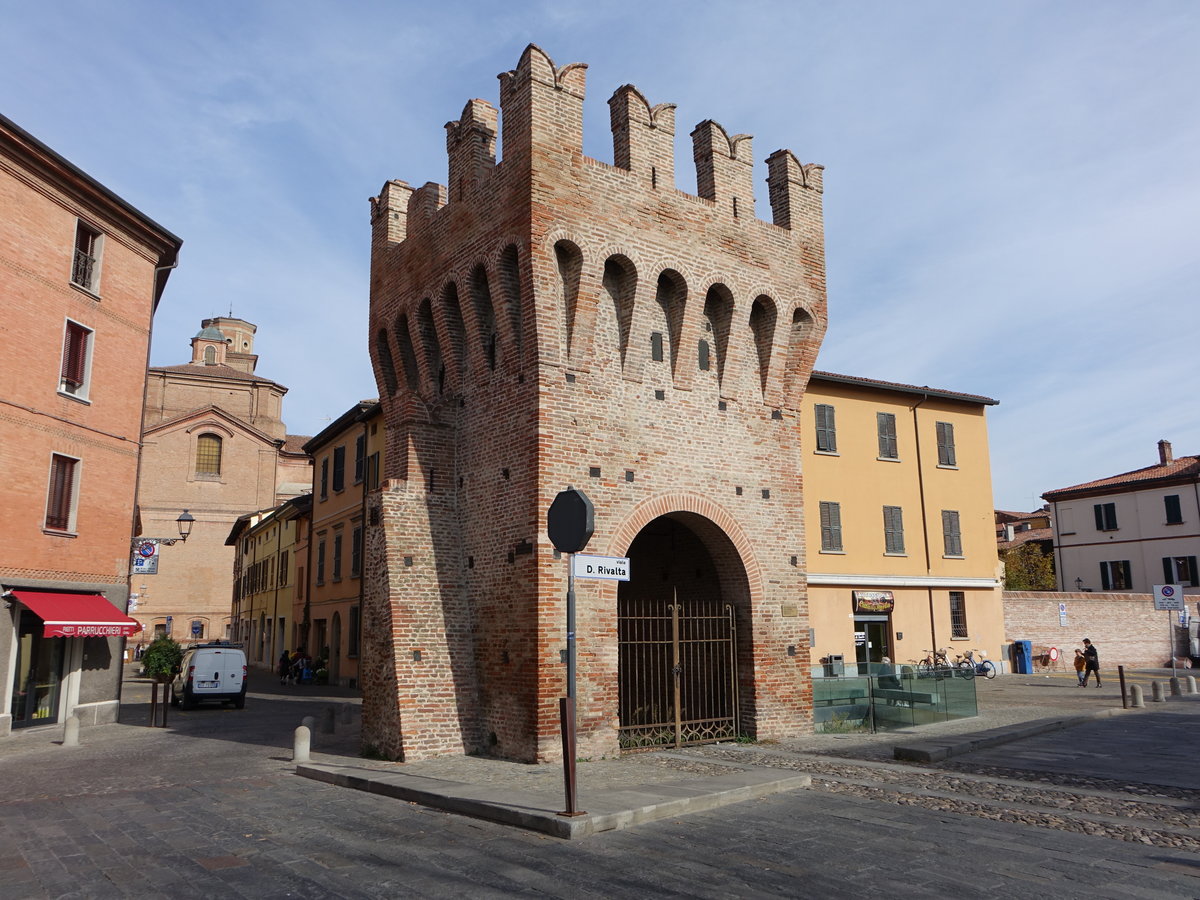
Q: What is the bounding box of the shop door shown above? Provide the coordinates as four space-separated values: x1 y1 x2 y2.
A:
854 617 891 672
10 610 65 728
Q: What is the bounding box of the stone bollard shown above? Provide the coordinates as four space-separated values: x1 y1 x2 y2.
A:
1129 684 1144 708
321 706 336 734
1169 677 1182 696
339 704 353 725
62 715 80 747
1151 681 1165 702
1187 675 1198 695
294 725 311 763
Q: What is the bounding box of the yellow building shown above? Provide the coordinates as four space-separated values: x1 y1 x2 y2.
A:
301 401 382 688
227 493 308 671
802 372 1003 674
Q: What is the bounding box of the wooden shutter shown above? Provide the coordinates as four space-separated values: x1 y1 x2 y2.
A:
61 322 88 387
942 510 962 556
884 505 904 553
1100 563 1110 591
815 404 837 453
1165 494 1182 524
1121 561 1132 589
877 413 897 458
46 455 75 530
1189 557 1199 587
1164 557 1176 583
1094 505 1104 531
936 422 956 466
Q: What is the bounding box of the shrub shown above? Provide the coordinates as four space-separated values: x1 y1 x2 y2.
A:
141 635 183 683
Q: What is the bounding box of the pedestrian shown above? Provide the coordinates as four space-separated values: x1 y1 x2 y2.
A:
278 650 291 685
1073 648 1086 686
1081 638 1101 687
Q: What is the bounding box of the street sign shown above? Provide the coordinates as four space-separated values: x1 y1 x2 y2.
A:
1153 584 1184 610
571 554 631 581
547 488 594 554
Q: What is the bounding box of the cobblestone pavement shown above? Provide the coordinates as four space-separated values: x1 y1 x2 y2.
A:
0 667 1197 898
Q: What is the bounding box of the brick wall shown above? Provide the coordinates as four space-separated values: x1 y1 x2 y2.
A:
1004 591 1193 668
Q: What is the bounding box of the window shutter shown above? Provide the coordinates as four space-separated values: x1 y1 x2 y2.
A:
1189 557 1199 587
936 422 956 466
1121 561 1132 589
1094 505 1104 531
815 404 837 453
1164 557 1175 583
1165 494 1183 524
61 323 88 387
1099 563 1110 591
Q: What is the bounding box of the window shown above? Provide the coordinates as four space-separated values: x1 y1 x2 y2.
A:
204 346 216 364
936 421 956 467
877 412 898 459
59 320 93 398
949 592 968 639
883 505 905 554
1099 560 1131 590
333 446 346 492
296 567 305 601
332 532 343 581
195 434 222 476
942 510 963 557
71 221 101 292
1165 495 1183 525
351 526 363 577
1162 556 1199 587
819 501 842 552
278 549 289 586
45 453 79 531
319 458 329 500
1093 502 1118 532
650 331 664 362
316 539 326 584
347 605 360 658
814 404 837 453
354 434 366 483
368 452 381 490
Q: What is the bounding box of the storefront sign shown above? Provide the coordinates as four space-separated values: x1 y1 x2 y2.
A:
49 622 143 638
852 590 895 614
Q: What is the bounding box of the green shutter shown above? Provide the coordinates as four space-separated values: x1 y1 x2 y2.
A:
1100 563 1110 591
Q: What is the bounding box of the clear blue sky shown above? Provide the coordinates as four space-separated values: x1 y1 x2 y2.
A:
3 1 1197 511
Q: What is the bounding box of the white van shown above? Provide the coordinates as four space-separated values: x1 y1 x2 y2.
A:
170 642 247 709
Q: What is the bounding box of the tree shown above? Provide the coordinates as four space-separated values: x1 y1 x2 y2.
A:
141 635 183 683
1003 542 1057 591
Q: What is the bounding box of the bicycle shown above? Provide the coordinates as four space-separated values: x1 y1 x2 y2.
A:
959 648 996 679
912 649 951 677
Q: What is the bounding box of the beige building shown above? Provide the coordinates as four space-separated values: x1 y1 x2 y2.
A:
1044 440 1199 596
132 317 310 645
302 400 381 688
802 371 1005 673
228 494 309 671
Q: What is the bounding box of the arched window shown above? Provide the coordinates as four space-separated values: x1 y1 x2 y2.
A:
196 433 222 476
203 345 216 365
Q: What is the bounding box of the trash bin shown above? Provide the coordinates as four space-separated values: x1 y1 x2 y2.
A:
1011 640 1033 675
823 654 845 678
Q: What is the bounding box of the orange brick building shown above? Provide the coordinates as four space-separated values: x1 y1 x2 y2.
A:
363 46 826 761
0 113 181 736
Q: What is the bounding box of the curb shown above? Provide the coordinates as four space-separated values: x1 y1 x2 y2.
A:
893 707 1129 762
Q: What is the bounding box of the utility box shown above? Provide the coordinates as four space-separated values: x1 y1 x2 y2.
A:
823 654 845 678
1011 640 1033 675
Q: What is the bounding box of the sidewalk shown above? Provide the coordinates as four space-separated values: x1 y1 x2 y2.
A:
294 668 1200 839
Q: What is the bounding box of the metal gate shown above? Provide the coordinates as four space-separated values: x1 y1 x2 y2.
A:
618 595 739 750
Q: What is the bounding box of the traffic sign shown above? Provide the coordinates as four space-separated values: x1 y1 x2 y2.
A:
547 488 594 554
1153 584 1184 610
571 554 631 581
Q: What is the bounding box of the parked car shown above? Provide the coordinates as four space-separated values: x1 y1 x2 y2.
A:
171 642 247 709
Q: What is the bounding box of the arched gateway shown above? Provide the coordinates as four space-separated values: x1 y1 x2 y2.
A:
618 512 752 749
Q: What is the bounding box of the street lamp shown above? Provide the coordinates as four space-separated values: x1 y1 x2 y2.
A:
1074 577 1084 592
132 509 195 547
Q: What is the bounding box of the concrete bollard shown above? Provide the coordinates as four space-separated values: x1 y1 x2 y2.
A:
339 704 353 725
294 725 311 763
1187 675 1198 694
1129 683 1144 707
1169 677 1182 696
320 706 336 734
62 715 80 747
1151 681 1165 702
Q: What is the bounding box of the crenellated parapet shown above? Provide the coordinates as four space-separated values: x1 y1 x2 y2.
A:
766 150 824 230
692 120 755 220
609 85 676 189
445 99 498 202
498 43 588 163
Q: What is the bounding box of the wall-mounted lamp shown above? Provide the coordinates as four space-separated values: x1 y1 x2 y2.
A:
132 509 195 547
1074 577 1084 591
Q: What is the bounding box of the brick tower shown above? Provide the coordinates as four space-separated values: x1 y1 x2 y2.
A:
364 45 827 762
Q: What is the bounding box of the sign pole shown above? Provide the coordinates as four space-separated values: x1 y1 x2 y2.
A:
1169 610 1177 678
558 553 582 817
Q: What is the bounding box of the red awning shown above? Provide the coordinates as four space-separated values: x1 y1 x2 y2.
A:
11 590 143 638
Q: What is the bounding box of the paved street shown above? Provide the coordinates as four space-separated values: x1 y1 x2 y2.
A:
1 668 1198 898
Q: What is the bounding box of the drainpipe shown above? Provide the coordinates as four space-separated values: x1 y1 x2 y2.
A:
910 392 937 654
1051 499 1065 592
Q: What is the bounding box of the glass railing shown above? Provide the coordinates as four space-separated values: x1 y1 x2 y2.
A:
812 663 977 733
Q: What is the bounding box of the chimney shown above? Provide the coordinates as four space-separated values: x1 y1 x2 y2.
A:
1004 524 1015 541
1158 439 1173 465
